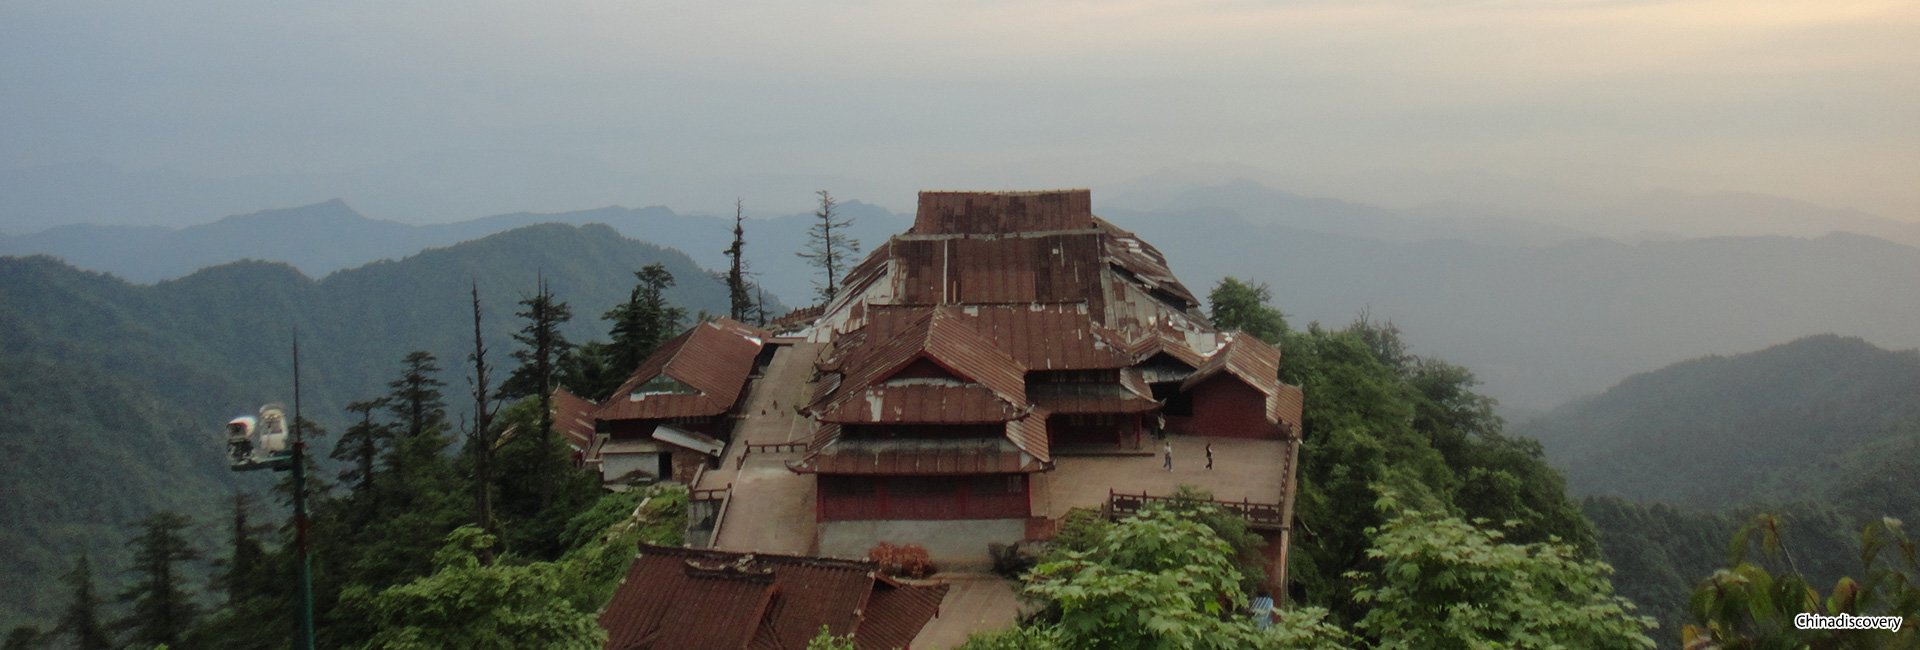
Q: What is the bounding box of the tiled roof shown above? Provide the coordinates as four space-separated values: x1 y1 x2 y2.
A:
598 545 948 650
1180 334 1306 433
594 319 767 422
809 308 1029 427
551 387 600 450
819 383 1023 425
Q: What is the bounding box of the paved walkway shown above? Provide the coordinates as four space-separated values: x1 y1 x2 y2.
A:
704 342 824 555
909 573 1022 650
1034 435 1289 519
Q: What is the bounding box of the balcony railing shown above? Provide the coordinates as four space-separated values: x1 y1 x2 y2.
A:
1104 488 1288 531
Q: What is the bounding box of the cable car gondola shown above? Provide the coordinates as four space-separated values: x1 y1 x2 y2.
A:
226 403 293 471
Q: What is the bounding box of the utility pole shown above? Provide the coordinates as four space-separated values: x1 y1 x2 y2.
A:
290 333 316 650
224 333 317 649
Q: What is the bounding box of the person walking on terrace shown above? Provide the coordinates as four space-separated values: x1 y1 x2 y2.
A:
1163 441 1174 471
1206 442 1214 470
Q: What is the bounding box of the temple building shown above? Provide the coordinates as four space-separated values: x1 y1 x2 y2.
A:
569 189 1305 599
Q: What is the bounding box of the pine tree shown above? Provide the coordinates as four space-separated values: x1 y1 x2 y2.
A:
387 351 448 440
501 275 574 508
724 199 754 322
116 511 202 648
332 398 391 496
2 626 44 650
501 276 574 403
602 264 683 379
797 190 860 304
54 554 114 650
216 494 268 605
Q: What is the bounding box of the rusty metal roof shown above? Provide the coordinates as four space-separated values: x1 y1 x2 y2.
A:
593 318 767 422
1180 334 1306 433
550 387 600 451
819 383 1023 425
598 545 947 650
1028 382 1160 415
942 304 1134 370
809 308 1028 423
910 190 1095 235
1094 217 1200 309
889 234 1106 305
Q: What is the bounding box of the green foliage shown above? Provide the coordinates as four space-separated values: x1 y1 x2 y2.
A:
1165 486 1270 593
806 625 858 650
2 625 43 650
499 280 573 402
956 625 1066 650
632 485 690 547
116 511 203 649
1207 277 1287 343
0 225 739 630
1280 316 1595 621
1024 507 1266 650
1519 334 1920 511
345 527 605 650
387 351 449 441
1684 515 1920 650
333 398 394 496
55 555 114 650
598 263 685 398
1346 495 1655 650
1001 505 1352 650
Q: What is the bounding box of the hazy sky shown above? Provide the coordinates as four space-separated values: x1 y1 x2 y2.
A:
3 0 1916 227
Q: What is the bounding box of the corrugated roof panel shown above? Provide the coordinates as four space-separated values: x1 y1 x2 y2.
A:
593 318 768 422
598 545 947 650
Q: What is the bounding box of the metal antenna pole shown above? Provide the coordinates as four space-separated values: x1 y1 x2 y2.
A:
292 332 316 650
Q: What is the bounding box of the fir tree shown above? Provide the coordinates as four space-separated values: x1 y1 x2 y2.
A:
501 275 574 508
387 351 448 440
54 554 114 650
602 264 683 384
216 494 268 605
797 190 860 304
332 397 392 496
116 511 202 649
2 626 44 650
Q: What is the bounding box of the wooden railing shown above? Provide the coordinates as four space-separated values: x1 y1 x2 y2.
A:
691 484 732 502
1105 489 1289 531
736 442 809 469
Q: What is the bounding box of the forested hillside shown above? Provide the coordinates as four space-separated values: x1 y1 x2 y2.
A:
1519 335 1920 642
1519 334 1920 510
0 223 753 631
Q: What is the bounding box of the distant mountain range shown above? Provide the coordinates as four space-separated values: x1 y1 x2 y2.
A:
9 181 1920 410
0 223 747 631
0 198 907 305
1513 335 1920 642
1113 206 1920 410
1515 334 1920 512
